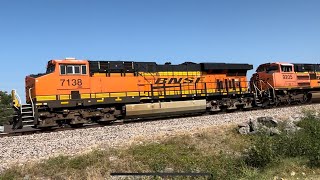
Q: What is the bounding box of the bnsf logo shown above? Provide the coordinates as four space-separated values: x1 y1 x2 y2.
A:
155 77 202 84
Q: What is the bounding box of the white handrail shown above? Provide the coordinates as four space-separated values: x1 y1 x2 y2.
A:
28 88 35 117
266 81 276 101
252 81 262 94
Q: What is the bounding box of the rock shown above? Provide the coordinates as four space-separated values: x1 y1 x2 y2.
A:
238 122 249 128
249 119 259 132
257 117 278 127
284 121 301 133
268 127 281 136
290 171 296 176
239 126 250 135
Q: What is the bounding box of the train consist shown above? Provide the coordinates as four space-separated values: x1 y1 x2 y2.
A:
10 58 320 129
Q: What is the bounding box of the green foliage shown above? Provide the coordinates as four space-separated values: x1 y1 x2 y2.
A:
0 91 13 125
245 112 320 168
245 134 279 168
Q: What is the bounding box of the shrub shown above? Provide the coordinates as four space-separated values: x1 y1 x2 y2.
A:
245 111 320 168
244 133 279 168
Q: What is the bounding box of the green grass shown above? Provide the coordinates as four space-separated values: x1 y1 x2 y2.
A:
3 112 320 179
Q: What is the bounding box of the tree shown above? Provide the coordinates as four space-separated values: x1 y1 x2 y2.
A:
0 91 14 125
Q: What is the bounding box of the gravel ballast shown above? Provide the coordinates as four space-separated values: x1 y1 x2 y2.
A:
1 104 320 172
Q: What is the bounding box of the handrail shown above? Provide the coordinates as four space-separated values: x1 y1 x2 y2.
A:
14 90 21 105
251 81 262 101
254 79 276 101
12 89 22 111
28 88 35 117
252 81 262 94
265 81 276 101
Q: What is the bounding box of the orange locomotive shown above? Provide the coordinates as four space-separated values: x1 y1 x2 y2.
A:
11 58 253 129
251 62 320 106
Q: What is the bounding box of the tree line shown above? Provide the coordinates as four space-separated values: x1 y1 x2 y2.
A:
0 91 13 125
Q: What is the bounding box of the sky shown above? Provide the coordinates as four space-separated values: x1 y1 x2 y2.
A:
0 0 320 102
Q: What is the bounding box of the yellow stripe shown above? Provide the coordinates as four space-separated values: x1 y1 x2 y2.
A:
159 96 165 98
110 92 126 97
59 95 69 100
92 73 106 77
127 92 140 96
97 98 104 102
61 101 69 105
96 93 109 98
182 90 190 94
139 71 201 76
36 95 56 101
207 89 214 93
139 92 148 96
81 94 91 99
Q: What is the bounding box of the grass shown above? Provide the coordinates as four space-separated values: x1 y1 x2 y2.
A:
3 113 320 179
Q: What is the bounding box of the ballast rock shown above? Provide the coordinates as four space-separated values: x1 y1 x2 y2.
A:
238 116 301 135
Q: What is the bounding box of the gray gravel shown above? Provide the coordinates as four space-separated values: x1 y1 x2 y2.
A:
0 104 319 172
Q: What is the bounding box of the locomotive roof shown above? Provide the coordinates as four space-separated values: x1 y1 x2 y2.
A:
49 59 253 72
88 60 253 69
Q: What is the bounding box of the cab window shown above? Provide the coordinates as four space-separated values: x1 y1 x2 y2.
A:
266 65 279 72
46 63 56 74
256 65 266 72
81 65 87 74
60 64 87 75
281 65 293 72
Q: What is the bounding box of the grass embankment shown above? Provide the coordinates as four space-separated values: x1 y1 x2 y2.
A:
2 113 320 179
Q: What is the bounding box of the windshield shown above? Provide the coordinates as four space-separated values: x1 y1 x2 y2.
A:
46 62 56 74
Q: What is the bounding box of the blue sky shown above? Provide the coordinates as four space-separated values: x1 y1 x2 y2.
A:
1 0 320 102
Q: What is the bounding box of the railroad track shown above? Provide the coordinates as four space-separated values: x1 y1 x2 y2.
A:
1 99 319 138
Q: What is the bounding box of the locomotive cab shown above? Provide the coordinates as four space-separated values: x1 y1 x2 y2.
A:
25 59 90 105
252 62 298 90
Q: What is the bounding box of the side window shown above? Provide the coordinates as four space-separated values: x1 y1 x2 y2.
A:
67 65 73 74
60 64 87 75
60 65 66 75
281 65 293 72
74 66 80 74
81 65 87 74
